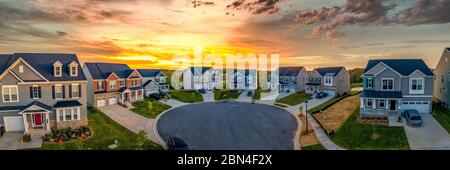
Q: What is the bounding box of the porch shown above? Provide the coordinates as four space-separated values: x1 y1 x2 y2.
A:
22 112 51 134
120 88 144 104
360 98 402 118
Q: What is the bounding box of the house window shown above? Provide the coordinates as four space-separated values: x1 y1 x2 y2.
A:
59 110 64 122
2 85 19 102
57 108 80 122
55 85 63 99
382 79 394 90
120 80 125 87
109 81 117 89
70 66 77 76
366 77 373 88
324 77 332 86
410 78 424 94
73 108 78 120
19 65 24 73
97 81 104 89
379 100 385 108
32 86 39 99
160 77 166 83
366 99 373 107
65 108 72 121
55 66 62 77
72 84 80 98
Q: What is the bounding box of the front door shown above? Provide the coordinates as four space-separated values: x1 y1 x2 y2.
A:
389 100 396 110
33 114 42 126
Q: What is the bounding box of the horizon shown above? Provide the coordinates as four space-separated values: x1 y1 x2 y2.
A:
1 0 449 70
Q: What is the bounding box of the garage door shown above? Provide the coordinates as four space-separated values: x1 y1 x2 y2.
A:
4 116 24 132
323 89 336 97
109 97 118 105
97 99 106 107
402 101 430 113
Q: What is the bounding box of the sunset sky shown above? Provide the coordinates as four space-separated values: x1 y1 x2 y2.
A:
0 0 449 70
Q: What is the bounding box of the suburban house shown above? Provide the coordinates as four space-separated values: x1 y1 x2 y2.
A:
183 67 221 90
228 69 257 90
278 67 308 92
0 53 88 134
305 67 350 96
433 48 450 109
360 59 434 118
83 63 144 107
137 69 169 96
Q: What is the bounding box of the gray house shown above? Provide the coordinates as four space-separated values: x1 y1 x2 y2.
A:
0 53 88 134
360 59 434 118
305 67 350 96
229 69 257 90
433 48 450 109
137 69 169 96
278 67 308 92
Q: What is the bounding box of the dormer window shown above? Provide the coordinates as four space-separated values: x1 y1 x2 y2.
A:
69 61 79 77
54 61 63 77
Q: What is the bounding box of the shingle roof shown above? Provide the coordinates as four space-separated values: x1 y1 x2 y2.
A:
364 59 433 76
0 53 86 81
137 69 161 77
0 106 23 111
189 67 212 75
23 101 52 112
279 67 303 76
143 80 155 87
85 62 132 79
54 100 82 108
360 90 402 98
315 67 344 76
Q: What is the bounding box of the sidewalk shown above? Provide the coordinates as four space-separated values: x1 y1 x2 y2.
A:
159 99 188 107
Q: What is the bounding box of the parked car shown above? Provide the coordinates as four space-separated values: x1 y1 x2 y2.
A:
149 93 164 100
403 110 423 127
315 91 328 99
0 124 5 137
161 92 171 99
167 136 189 150
247 91 253 97
198 89 206 94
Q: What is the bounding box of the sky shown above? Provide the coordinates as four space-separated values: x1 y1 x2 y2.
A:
0 0 449 70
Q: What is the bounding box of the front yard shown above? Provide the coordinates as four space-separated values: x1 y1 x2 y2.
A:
313 95 360 133
131 98 172 118
432 103 450 134
330 108 410 150
307 95 347 113
276 92 311 106
41 107 163 150
252 89 270 100
214 89 241 100
170 90 203 103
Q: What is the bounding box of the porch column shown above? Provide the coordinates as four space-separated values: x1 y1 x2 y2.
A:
22 114 29 134
360 99 364 108
398 99 402 110
45 112 50 131
385 99 388 109
135 91 138 100
372 99 376 109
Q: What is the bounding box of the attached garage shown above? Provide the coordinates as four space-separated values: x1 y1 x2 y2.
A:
109 97 118 105
323 89 336 97
96 99 106 107
402 101 431 113
3 116 24 132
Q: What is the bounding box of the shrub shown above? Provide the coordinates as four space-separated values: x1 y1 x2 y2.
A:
22 134 31 143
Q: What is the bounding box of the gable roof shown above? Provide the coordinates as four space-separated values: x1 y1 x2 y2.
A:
315 67 344 76
364 59 433 76
0 53 86 81
137 69 161 77
189 67 212 75
279 67 304 76
85 62 132 79
143 80 157 87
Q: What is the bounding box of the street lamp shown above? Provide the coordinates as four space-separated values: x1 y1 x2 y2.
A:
305 101 308 133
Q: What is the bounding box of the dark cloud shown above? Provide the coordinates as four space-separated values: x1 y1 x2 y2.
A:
0 22 61 39
395 0 450 26
226 0 287 15
190 0 215 8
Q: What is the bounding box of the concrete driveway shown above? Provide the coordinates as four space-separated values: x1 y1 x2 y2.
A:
403 113 450 150
157 102 297 150
236 90 252 102
98 105 160 144
0 132 42 150
202 90 215 102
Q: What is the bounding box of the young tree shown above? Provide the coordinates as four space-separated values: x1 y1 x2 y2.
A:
136 130 148 150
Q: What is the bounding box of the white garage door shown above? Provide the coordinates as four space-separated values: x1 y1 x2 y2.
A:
323 89 336 97
97 99 106 107
109 97 118 105
402 101 430 113
4 116 24 132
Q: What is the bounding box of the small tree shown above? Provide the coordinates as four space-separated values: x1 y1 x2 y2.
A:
137 130 148 150
147 101 153 112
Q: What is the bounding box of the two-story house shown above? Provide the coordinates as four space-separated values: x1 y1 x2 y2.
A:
360 59 434 118
137 69 169 96
83 63 144 107
0 53 88 134
433 48 450 109
305 67 350 96
278 67 308 92
229 69 257 90
183 67 220 90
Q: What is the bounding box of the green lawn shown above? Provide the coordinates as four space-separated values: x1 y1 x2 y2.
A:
330 108 410 150
41 107 163 150
252 89 270 100
214 90 241 100
274 102 289 108
170 90 203 103
131 98 172 118
301 143 326 150
276 92 311 106
307 96 346 113
351 82 363 88
432 103 450 134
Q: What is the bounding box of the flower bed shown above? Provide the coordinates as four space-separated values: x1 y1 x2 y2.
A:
44 126 93 143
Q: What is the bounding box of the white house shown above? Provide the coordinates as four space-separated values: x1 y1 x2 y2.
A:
183 67 221 90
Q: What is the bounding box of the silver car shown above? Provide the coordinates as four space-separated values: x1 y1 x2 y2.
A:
403 110 423 127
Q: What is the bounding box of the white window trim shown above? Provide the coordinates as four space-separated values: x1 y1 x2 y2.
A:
109 81 117 89
19 65 24 73
97 81 104 89
381 78 394 91
324 76 333 86
410 78 425 94
366 99 373 107
378 99 385 108
72 83 80 98
366 77 373 88
32 85 39 99
55 84 63 100
56 107 81 122
70 66 78 77
2 85 19 102
54 66 62 77
120 79 125 87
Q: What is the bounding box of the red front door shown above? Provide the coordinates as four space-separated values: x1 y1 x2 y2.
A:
34 114 42 126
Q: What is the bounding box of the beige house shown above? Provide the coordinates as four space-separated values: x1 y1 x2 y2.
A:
305 67 350 96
